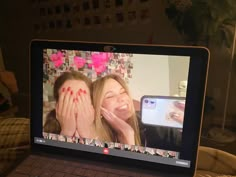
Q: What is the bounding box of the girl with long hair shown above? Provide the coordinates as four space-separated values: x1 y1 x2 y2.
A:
92 74 141 145
44 71 96 139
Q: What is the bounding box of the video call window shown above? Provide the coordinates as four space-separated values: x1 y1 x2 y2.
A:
42 49 190 159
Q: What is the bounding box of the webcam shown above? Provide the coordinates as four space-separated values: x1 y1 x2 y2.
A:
103 45 116 52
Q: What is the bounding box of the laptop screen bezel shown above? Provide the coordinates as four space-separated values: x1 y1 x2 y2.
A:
30 39 209 176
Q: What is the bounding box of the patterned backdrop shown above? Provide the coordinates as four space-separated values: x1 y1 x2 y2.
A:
43 49 134 86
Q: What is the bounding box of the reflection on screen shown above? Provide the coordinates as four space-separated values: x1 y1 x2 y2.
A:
41 49 190 164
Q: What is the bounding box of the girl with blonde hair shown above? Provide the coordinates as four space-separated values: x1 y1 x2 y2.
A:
92 74 141 145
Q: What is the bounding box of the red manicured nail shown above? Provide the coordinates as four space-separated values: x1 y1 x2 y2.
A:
70 90 73 95
67 87 71 91
62 87 65 92
77 91 80 96
83 90 87 94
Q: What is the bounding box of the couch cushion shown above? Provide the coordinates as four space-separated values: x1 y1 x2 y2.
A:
197 146 236 176
0 118 30 148
0 118 30 175
196 170 236 177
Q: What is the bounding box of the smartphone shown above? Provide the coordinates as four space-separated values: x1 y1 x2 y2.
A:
140 96 185 128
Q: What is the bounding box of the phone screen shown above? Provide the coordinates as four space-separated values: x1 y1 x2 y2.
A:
141 96 185 128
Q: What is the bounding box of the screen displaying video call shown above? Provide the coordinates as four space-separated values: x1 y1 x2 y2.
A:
39 48 191 167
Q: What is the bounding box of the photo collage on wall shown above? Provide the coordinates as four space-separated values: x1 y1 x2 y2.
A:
43 49 134 87
31 0 151 32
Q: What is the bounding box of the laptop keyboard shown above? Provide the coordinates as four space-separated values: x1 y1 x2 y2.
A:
7 155 158 177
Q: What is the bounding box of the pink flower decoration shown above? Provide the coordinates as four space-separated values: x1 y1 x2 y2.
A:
91 52 111 74
50 51 64 68
74 56 86 69
88 63 93 68
95 65 106 74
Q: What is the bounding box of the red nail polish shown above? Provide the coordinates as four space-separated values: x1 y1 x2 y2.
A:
83 90 87 94
79 88 83 93
67 87 71 91
71 90 73 95
62 87 65 92
77 91 80 96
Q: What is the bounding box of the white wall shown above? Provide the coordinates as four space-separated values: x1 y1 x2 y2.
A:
168 56 190 96
128 54 170 101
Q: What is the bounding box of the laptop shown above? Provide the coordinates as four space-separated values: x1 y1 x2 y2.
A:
6 40 209 177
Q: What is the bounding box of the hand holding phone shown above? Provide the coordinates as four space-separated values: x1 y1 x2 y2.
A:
141 96 185 128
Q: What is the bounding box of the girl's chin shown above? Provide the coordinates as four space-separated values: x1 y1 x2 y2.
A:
116 112 133 121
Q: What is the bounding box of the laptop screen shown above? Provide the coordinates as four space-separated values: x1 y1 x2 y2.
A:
30 40 209 174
